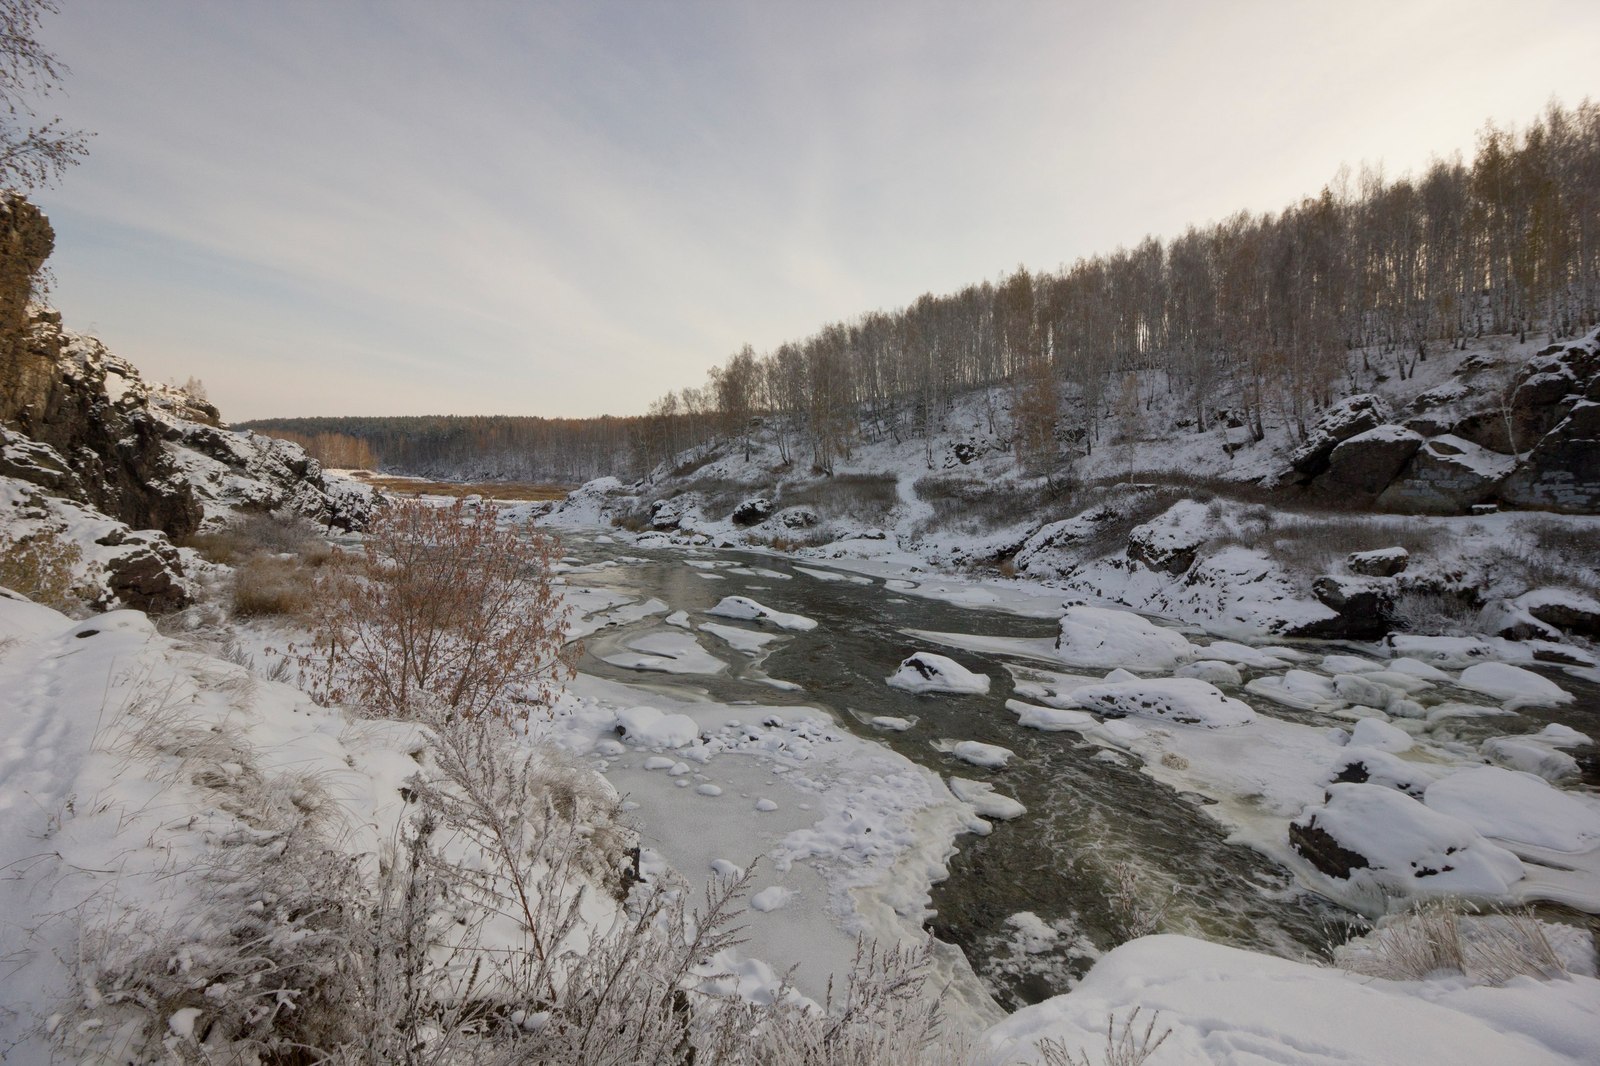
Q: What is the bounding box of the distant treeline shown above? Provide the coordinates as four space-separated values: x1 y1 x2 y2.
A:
258 428 380 471
251 100 1599 485
238 415 644 484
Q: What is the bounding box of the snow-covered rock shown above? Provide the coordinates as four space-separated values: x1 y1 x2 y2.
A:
706 595 817 631
950 741 1014 769
1289 783 1524 902
1348 546 1410 577
1323 747 1439 798
1070 677 1255 728
1053 605 1196 670
1348 717 1414 753
887 652 991 695
1005 699 1096 731
1457 662 1572 708
1482 736 1580 783
1424 767 1600 853
614 706 701 748
948 777 1026 820
1174 659 1243 685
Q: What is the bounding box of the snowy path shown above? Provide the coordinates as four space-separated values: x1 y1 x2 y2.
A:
0 602 141 1057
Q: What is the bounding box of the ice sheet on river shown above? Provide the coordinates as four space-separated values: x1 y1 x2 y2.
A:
601 631 728 674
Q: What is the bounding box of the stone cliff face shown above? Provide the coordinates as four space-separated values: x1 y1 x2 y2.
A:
1294 330 1600 515
0 192 202 537
0 193 374 612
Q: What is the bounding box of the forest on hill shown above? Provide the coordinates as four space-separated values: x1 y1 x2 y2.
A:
253 101 1598 486
238 414 646 483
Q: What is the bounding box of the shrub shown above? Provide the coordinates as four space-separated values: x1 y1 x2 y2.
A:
0 526 92 612
303 498 574 723
1390 589 1481 637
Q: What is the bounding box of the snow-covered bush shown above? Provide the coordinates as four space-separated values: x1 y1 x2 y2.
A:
0 525 91 612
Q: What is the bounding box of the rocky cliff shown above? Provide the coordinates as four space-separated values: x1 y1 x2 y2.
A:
0 192 374 612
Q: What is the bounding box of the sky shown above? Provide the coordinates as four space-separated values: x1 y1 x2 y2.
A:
30 0 1600 422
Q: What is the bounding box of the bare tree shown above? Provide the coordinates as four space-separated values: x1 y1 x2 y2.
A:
0 0 90 189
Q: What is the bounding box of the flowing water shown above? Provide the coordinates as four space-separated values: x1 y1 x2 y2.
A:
556 531 1600 1009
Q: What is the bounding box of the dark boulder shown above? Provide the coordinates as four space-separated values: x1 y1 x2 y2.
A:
1500 401 1600 514
1307 575 1395 640
1375 436 1513 515
1288 820 1371 880
1289 395 1391 481
1319 425 1423 496
104 539 190 614
1516 589 1600 640
731 496 773 526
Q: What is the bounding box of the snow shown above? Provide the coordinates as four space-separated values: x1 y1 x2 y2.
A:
707 595 817 631
948 777 1027 820
0 595 434 1062
1457 662 1573 708
886 651 992 694
1424 767 1600 853
949 741 1014 768
1292 783 1525 903
1070 677 1256 728
1348 717 1414 753
614 705 702 748
870 715 915 731
1053 605 1197 669
978 934 1595 1066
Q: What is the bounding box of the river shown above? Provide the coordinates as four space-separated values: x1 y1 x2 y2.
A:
553 529 1600 1010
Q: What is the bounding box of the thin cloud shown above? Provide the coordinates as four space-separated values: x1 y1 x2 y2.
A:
36 0 1600 421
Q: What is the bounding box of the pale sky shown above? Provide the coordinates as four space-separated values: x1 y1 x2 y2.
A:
35 0 1600 421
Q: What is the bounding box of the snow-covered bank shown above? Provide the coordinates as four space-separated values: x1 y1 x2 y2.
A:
978 934 1598 1066
0 592 430 1061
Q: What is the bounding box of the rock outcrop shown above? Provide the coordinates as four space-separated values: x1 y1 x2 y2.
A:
0 193 373 613
1291 329 1600 515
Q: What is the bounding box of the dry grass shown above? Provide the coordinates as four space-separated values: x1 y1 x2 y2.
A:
1334 899 1570 985
780 473 899 522
915 475 1077 532
1037 1008 1172 1066
231 554 317 618
1390 589 1482 636
345 472 571 501
182 511 347 620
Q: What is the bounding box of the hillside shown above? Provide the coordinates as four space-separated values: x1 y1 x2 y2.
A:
549 325 1600 655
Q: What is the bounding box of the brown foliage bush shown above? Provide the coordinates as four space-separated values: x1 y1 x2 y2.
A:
303 499 574 722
